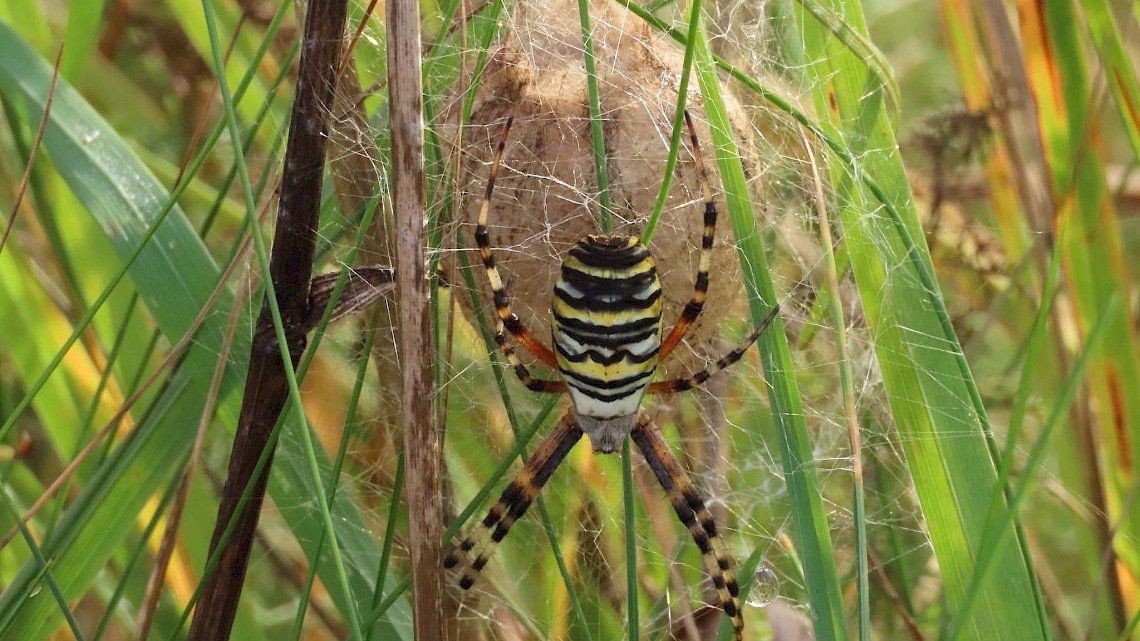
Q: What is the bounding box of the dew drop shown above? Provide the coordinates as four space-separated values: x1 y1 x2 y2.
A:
746 564 779 608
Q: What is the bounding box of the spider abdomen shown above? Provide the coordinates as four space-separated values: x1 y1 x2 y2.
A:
552 235 663 430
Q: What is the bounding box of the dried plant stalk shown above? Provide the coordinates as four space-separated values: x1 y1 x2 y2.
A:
387 0 444 638
188 2 348 640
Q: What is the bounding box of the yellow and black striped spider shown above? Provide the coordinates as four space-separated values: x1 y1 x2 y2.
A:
445 112 778 640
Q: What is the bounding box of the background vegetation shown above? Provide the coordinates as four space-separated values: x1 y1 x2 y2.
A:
0 0 1138 640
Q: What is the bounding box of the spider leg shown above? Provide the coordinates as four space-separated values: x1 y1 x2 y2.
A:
475 117 565 394
650 304 779 395
445 413 583 589
631 413 743 641
660 111 718 361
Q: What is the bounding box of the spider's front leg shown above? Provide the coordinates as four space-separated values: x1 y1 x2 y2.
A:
473 116 566 395
660 111 720 361
631 413 744 641
445 413 583 589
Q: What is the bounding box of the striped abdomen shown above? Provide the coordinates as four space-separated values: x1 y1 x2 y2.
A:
552 235 663 421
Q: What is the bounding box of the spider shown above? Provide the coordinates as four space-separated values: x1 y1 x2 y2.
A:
445 111 779 641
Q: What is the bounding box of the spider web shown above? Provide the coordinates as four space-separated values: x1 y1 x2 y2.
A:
2 0 1124 638
266 0 1040 639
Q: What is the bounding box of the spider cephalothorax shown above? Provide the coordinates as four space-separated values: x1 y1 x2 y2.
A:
445 112 778 641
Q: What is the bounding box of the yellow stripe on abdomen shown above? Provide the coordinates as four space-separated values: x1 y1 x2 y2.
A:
552 235 664 419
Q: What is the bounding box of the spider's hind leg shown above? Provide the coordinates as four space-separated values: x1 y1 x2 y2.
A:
631 413 744 641
445 413 583 589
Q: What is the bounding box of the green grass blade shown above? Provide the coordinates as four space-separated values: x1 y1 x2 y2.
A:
166 0 275 122
0 500 86 640
575 0 613 230
0 23 243 636
949 298 1117 641
0 22 413 639
622 439 639 641
690 12 849 641
366 452 405 641
0 249 87 448
795 2 1049 639
199 2 363 637
286 196 386 640
1038 2 1140 602
795 0 900 124
60 0 107 81
0 2 49 51
805 136 870 640
1080 0 1140 160
642 0 699 245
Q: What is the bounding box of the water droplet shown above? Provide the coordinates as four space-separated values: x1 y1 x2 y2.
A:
746 564 779 608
